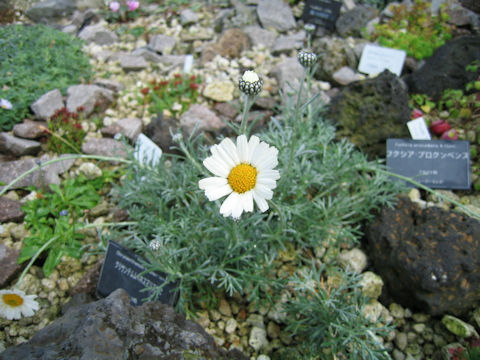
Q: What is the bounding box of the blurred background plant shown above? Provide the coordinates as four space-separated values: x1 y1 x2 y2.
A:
0 24 92 131
44 107 88 154
101 0 142 23
368 0 453 59
138 73 202 118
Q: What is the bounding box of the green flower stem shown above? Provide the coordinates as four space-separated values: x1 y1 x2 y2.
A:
240 94 254 136
80 221 138 229
178 139 205 175
14 235 58 289
0 154 131 197
365 167 480 220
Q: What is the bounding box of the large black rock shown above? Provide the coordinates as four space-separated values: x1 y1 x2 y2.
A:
326 70 411 158
0 289 248 360
404 36 480 99
365 197 480 316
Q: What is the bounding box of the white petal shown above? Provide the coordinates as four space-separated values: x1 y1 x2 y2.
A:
257 177 277 189
254 184 273 200
250 143 273 168
255 147 279 170
220 192 238 217
258 169 280 181
253 191 269 212
247 135 260 162
199 176 228 189
203 157 229 178
232 194 245 219
220 138 240 165
237 135 249 162
240 191 254 212
205 184 232 201
211 144 235 169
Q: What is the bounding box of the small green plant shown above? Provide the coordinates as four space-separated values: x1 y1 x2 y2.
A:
284 263 393 360
44 106 88 154
450 338 480 360
101 0 142 23
0 24 92 131
19 174 105 277
369 0 453 59
138 74 202 117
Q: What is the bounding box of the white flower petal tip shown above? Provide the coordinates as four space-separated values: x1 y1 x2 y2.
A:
200 135 279 219
0 288 39 320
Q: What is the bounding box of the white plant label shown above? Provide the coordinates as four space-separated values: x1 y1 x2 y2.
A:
183 54 194 74
358 44 406 76
134 133 162 167
407 117 431 140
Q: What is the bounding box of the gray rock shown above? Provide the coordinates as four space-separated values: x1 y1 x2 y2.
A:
314 36 358 82
78 23 118 45
0 155 74 192
94 79 125 93
149 34 177 55
13 120 48 140
230 0 257 28
249 326 268 352
0 244 21 288
446 3 480 28
332 66 364 85
76 0 104 11
257 0 296 32
78 162 102 180
395 332 408 351
132 47 165 63
0 289 249 360
0 197 24 223
337 248 368 273
243 26 277 48
81 138 128 158
359 271 383 300
25 0 76 24
119 54 149 72
30 89 64 120
179 104 226 136
0 133 41 157
269 57 304 95
336 5 378 38
101 118 143 141
180 8 198 25
392 349 406 360
272 31 305 54
66 85 114 116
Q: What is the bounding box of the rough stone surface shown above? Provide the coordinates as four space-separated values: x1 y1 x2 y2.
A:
332 66 364 85
269 57 304 95
336 5 378 38
30 89 64 121
272 31 305 54
180 104 226 136
0 155 75 191
25 0 76 23
144 114 181 154
203 81 235 102
180 8 198 25
0 289 249 360
119 54 149 72
0 133 42 157
257 0 296 32
202 28 250 64
314 36 358 82
66 85 114 116
149 34 177 55
366 196 480 316
94 79 125 93
404 36 480 99
101 118 143 141
0 244 21 288
13 120 48 140
337 248 368 274
327 70 410 158
243 26 277 48
0 197 25 223
81 138 128 158
78 23 118 45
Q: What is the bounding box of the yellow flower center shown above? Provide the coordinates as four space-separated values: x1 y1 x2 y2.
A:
228 163 257 193
3 293 24 307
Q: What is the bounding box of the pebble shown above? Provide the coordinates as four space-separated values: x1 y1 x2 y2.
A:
248 326 268 352
266 321 280 339
395 332 408 351
219 298 232 316
225 318 238 334
246 314 265 329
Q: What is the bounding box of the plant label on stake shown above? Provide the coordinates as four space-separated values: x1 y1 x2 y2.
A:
134 133 162 167
97 241 179 306
386 139 471 190
301 0 342 31
358 44 406 76
183 54 194 74
407 117 431 140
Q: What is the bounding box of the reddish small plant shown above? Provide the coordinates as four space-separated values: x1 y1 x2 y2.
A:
45 106 87 154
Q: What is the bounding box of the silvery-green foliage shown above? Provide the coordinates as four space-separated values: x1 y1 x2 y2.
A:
112 69 401 317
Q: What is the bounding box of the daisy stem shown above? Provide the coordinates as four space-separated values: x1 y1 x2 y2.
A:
361 166 480 220
14 235 58 289
240 94 254 136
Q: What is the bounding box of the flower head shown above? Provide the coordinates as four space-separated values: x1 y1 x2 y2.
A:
239 71 263 96
0 288 39 320
0 98 13 110
126 0 139 11
297 51 317 68
109 1 120 12
199 134 280 219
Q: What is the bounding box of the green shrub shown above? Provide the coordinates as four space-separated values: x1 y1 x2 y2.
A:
368 0 453 59
0 24 92 131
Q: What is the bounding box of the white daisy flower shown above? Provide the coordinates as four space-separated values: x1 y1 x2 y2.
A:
0 288 39 320
199 134 280 219
0 98 13 110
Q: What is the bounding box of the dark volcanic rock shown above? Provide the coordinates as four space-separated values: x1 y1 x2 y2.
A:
404 36 480 99
335 5 378 38
326 70 410 158
366 196 480 316
0 197 25 223
0 288 248 360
